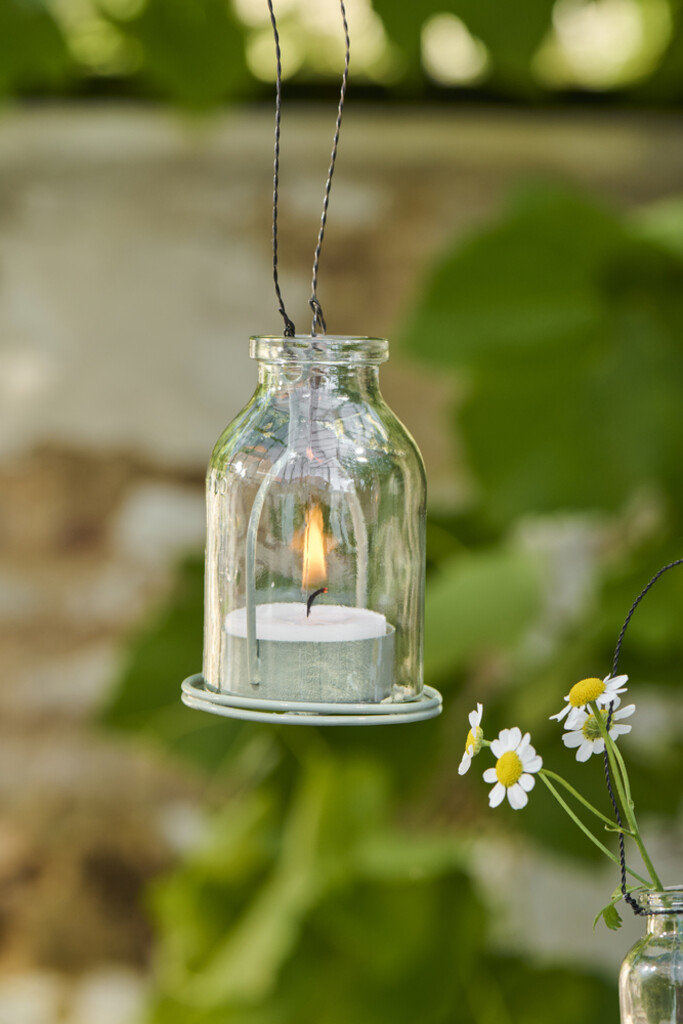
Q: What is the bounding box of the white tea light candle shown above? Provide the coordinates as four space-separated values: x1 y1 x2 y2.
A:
225 603 388 643
220 602 395 704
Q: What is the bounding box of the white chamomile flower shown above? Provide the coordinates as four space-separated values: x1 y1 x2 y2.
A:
562 704 636 762
550 674 629 729
482 727 543 810
458 703 484 775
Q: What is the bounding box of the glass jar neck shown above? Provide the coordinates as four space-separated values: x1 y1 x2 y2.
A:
257 361 381 397
640 889 683 937
251 336 388 401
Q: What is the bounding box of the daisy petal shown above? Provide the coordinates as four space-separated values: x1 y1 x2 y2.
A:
507 783 528 810
610 724 632 737
562 731 584 748
576 742 594 762
458 752 471 775
522 755 543 773
597 693 622 711
518 773 536 792
520 743 538 764
565 708 588 730
469 703 483 728
516 732 531 757
506 726 522 750
614 704 635 720
550 703 571 722
483 767 498 783
488 782 506 808
490 739 505 758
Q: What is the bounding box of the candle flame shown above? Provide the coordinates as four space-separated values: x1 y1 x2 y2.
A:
301 505 327 589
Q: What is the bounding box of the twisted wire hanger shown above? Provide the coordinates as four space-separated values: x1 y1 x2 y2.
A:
309 0 350 335
267 0 350 338
266 0 295 337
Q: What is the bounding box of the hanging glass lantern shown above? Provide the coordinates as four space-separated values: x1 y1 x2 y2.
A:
181 335 442 724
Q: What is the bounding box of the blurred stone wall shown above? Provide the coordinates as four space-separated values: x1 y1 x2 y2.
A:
1 104 682 1023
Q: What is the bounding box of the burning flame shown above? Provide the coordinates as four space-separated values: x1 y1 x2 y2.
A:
301 505 327 589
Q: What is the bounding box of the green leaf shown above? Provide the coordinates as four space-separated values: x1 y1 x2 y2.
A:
595 900 624 931
403 186 623 362
102 554 203 727
424 545 541 681
593 886 628 931
371 0 555 92
493 958 617 1024
635 1 683 101
403 185 683 522
631 197 683 261
109 0 250 109
0 0 72 95
451 0 555 91
100 555 257 774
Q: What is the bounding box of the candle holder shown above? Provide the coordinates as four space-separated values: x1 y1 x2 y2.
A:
181 335 442 725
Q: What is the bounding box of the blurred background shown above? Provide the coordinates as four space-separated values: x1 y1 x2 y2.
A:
2 0 683 1022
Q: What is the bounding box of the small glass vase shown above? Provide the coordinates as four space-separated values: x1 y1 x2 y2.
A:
619 888 683 1024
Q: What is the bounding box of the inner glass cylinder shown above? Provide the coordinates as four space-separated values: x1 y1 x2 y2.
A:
203 336 426 704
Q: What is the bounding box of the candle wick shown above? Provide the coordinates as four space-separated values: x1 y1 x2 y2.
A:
307 587 328 617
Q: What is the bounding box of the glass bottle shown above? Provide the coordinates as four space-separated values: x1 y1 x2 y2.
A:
619 888 683 1024
202 336 427 707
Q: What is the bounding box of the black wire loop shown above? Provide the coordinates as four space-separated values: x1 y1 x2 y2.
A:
612 558 683 677
603 557 683 917
267 0 349 338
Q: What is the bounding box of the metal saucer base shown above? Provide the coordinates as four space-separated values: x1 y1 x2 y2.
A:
181 674 442 726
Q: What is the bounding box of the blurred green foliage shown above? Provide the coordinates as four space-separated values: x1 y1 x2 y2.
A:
372 0 556 93
404 185 683 524
103 183 683 1022
0 0 73 95
2 0 683 106
108 0 251 109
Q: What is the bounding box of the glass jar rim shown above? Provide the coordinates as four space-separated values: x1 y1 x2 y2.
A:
250 335 389 365
637 887 683 914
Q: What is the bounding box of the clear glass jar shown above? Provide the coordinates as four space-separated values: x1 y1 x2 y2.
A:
202 336 426 706
619 888 683 1024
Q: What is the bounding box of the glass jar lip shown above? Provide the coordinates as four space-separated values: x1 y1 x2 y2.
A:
637 887 683 913
250 335 389 365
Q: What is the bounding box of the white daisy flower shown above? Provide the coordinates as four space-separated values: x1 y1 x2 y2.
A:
562 704 635 762
550 674 629 728
482 727 543 810
458 703 484 775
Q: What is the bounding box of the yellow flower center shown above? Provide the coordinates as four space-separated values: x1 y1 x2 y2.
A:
569 677 605 707
495 751 523 787
465 725 483 756
582 710 608 741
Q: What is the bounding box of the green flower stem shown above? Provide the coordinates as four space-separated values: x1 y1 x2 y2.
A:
610 745 663 889
590 701 632 821
540 769 633 833
538 773 650 885
610 740 634 809
590 702 663 890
